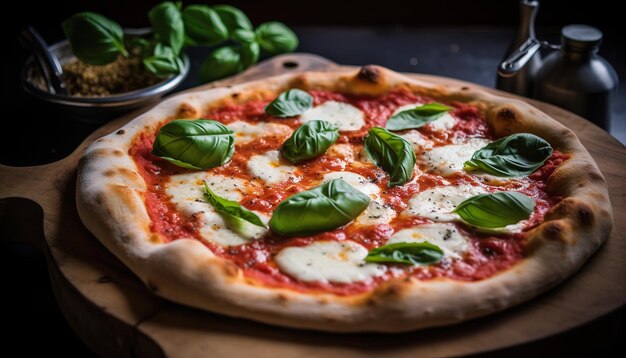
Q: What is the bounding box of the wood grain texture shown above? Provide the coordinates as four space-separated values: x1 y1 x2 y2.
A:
1 53 624 357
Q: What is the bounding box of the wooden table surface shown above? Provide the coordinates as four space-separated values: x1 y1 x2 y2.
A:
1 54 625 357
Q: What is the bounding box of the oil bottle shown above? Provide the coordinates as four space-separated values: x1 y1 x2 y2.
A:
534 25 618 130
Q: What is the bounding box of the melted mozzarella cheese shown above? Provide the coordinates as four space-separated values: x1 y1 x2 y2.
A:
398 130 432 151
326 143 355 162
192 210 269 247
393 102 456 131
167 172 247 203
322 171 380 197
165 173 268 247
228 121 292 144
300 101 365 131
387 223 469 259
275 240 386 283
421 139 491 176
402 184 486 221
247 150 300 184
355 200 396 226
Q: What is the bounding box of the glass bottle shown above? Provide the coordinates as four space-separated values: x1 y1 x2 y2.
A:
534 25 618 130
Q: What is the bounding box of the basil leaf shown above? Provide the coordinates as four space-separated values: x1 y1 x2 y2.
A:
232 29 256 44
149 1 185 55
203 181 266 228
281 120 339 164
130 37 150 54
213 5 253 32
385 103 453 131
265 89 313 117
453 192 535 228
62 12 128 65
365 242 444 265
364 127 416 187
255 22 298 54
240 41 260 69
269 179 370 236
464 133 554 177
152 119 234 169
182 5 228 46
143 43 184 77
199 46 242 83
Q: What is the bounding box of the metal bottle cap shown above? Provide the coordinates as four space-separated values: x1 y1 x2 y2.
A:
562 24 602 51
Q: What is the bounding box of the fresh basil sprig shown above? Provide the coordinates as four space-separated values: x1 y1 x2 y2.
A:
365 242 444 265
281 120 339 163
148 1 185 55
63 3 299 83
152 119 234 170
464 133 553 177
269 179 371 237
62 12 128 65
142 43 185 77
386 103 453 131
199 46 242 83
265 89 313 117
203 181 266 228
255 22 299 54
453 192 535 228
182 5 228 46
365 127 416 187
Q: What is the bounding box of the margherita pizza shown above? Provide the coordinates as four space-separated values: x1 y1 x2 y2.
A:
77 66 612 332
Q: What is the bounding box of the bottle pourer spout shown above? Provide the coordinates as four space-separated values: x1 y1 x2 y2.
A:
498 38 542 77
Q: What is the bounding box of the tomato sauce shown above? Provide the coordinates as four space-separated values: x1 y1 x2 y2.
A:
129 89 567 295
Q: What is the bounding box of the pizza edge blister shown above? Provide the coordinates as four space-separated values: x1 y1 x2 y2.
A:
76 65 613 332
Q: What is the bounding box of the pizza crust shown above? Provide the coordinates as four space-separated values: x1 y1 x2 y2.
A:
76 66 612 332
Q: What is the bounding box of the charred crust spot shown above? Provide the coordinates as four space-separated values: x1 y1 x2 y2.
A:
116 129 125 135
113 150 124 157
376 282 406 300
386 284 402 297
289 76 309 89
461 86 469 90
317 298 329 305
365 297 380 307
231 92 240 99
118 167 137 178
357 65 381 84
276 293 288 303
94 193 105 205
146 280 159 292
149 234 162 244
222 262 239 277
577 205 594 226
543 222 564 241
497 107 517 122
177 102 199 118
103 169 115 177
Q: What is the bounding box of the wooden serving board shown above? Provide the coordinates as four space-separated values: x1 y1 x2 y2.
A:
1 54 625 357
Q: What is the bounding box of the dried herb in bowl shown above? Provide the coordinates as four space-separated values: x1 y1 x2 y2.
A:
62 47 160 97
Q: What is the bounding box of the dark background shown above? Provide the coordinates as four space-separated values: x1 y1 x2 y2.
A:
1 1 624 356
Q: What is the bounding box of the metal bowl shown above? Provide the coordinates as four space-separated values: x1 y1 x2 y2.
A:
21 38 189 123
